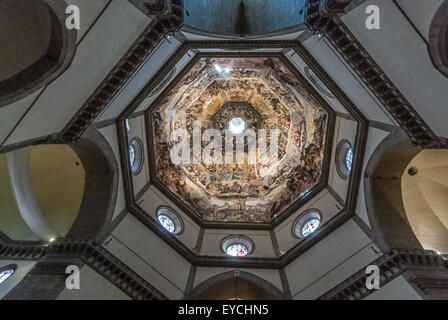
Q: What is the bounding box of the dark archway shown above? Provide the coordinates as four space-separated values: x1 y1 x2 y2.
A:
364 129 423 252
429 0 448 77
186 271 287 300
67 127 119 241
1 127 118 243
0 0 77 108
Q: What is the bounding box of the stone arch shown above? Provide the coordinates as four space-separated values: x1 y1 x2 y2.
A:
364 129 423 252
0 0 77 108
66 127 119 241
186 271 287 300
2 127 118 242
428 0 448 77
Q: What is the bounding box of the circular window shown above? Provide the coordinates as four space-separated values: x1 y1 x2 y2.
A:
228 117 246 135
221 235 254 257
156 206 183 234
129 137 144 174
305 66 334 97
0 264 17 285
336 140 353 179
292 210 322 238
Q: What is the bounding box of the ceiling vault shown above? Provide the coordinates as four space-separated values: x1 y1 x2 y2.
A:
116 39 369 267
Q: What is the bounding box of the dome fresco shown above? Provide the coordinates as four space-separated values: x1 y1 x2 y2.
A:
150 57 328 223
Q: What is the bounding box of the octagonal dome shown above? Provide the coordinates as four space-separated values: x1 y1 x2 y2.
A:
150 57 329 223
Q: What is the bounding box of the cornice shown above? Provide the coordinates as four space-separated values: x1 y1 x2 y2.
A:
116 39 369 269
0 237 167 300
58 1 183 143
319 248 448 300
305 0 448 149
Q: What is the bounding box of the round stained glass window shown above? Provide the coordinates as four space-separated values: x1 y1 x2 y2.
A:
158 214 175 233
221 235 254 257
345 147 353 171
228 117 246 135
226 244 249 257
292 210 322 238
336 140 353 179
0 265 16 285
129 145 136 167
156 206 183 234
301 218 321 237
129 137 144 174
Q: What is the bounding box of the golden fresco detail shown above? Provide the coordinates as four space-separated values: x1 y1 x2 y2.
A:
151 57 328 223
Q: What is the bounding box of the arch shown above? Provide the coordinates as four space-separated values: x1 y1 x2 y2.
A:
364 129 423 252
1 127 118 242
186 271 287 300
428 0 448 77
66 127 119 241
6 148 59 241
401 149 448 253
0 0 77 108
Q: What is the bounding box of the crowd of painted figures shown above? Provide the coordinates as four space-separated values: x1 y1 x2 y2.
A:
152 57 327 223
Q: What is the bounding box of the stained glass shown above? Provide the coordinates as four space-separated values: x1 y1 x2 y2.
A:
158 214 175 233
301 218 320 237
0 269 13 285
345 147 353 171
226 243 248 257
129 144 136 167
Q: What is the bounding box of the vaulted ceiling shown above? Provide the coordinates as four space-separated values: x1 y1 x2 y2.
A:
1 0 448 301
150 57 329 223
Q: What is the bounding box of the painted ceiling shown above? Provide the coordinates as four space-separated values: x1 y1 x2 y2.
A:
150 57 328 223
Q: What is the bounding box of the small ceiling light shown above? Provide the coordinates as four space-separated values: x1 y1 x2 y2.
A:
49 237 56 243
228 117 246 135
215 64 222 73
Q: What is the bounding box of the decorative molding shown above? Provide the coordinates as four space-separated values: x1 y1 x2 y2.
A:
279 268 293 299
318 248 448 300
305 0 448 149
368 119 398 133
0 238 167 300
58 0 183 142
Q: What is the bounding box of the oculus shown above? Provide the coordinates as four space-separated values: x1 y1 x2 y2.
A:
221 235 254 257
336 140 353 179
150 57 329 224
156 206 183 234
129 137 144 174
228 117 246 135
292 210 321 238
